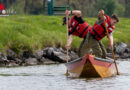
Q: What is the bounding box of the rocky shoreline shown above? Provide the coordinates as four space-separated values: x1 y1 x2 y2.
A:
0 42 130 67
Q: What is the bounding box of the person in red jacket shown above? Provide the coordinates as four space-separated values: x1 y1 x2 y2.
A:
80 10 119 58
65 10 119 58
64 10 92 56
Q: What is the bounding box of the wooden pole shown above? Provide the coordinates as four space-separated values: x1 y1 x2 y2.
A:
65 11 69 76
102 15 119 75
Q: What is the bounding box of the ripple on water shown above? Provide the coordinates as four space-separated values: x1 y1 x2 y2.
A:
0 60 129 90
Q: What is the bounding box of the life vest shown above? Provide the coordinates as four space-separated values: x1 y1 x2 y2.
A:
90 15 114 40
69 16 91 38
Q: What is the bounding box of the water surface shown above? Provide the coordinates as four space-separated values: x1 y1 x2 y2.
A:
0 60 130 90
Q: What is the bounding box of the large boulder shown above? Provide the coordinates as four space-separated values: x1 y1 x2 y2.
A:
43 47 67 63
52 50 68 63
43 47 78 63
114 42 127 55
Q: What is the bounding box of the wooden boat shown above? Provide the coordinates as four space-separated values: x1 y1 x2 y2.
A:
65 54 117 78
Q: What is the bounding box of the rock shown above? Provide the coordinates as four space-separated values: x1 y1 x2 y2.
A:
19 50 33 60
43 58 60 64
46 47 54 57
36 57 57 64
0 60 9 67
43 47 49 56
114 42 127 55
43 47 70 63
7 60 19 67
34 50 43 60
120 53 129 59
0 52 7 60
107 42 130 59
24 58 38 65
107 52 130 59
38 57 46 64
15 58 23 65
69 51 79 60
106 53 120 59
58 47 66 53
42 47 51 57
128 53 130 58
6 49 16 60
125 48 130 53
0 52 9 66
52 50 69 63
42 47 79 63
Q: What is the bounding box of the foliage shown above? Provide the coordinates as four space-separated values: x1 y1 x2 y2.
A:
124 0 130 17
114 1 125 17
96 0 116 16
0 0 129 17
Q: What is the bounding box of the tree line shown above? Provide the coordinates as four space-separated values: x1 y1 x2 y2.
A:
0 0 130 17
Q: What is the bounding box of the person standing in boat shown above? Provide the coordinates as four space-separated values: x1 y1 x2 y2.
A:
64 10 92 57
79 10 119 58
64 10 119 58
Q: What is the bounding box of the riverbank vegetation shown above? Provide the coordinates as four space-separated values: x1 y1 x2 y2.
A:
0 15 129 53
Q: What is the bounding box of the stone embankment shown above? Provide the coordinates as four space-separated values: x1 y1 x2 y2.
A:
0 42 129 67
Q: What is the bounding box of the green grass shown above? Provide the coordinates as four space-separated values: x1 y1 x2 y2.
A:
0 15 129 53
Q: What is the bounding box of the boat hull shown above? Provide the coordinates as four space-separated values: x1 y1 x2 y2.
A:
65 54 116 78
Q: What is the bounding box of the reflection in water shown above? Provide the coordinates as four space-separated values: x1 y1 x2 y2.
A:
0 60 130 90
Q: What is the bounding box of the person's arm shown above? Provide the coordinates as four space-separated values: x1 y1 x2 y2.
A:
66 35 73 49
71 10 81 17
65 10 81 17
98 10 104 18
109 33 113 49
94 10 105 25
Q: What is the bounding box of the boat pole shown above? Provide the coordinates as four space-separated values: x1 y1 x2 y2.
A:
65 10 69 76
102 15 119 75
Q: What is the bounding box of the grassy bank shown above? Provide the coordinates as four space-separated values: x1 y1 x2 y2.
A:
0 15 130 53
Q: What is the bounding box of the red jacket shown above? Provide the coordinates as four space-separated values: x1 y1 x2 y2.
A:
0 4 5 10
69 16 91 38
90 15 115 40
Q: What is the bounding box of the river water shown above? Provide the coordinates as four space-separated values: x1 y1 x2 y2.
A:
0 59 130 90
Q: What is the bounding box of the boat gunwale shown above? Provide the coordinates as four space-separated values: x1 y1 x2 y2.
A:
66 55 115 66
65 57 82 66
94 57 114 63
